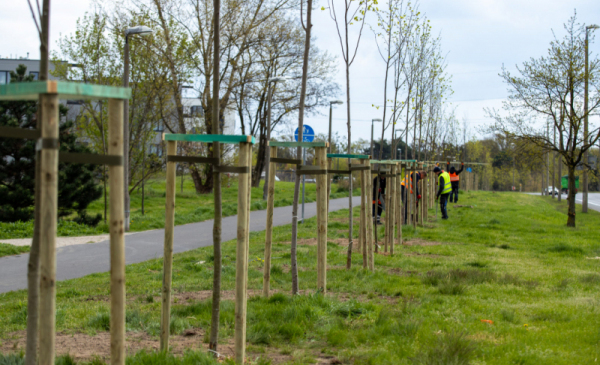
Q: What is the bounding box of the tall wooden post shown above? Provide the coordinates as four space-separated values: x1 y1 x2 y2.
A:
396 164 404 247
235 142 251 364
38 94 59 365
412 163 417 229
108 99 126 365
160 140 177 351
263 146 277 297
360 160 368 269
389 164 396 255
406 163 412 226
366 165 375 271
423 165 428 224
315 147 328 292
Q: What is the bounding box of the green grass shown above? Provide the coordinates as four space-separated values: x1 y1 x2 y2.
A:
0 177 357 239
1 191 600 364
0 243 29 258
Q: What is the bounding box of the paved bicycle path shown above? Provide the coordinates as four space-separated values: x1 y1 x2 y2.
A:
0 196 360 294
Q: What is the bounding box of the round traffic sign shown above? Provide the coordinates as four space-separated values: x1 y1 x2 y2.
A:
294 125 315 142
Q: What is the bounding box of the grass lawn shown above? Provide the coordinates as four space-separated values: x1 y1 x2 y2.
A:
0 243 29 258
1 191 599 364
0 176 357 239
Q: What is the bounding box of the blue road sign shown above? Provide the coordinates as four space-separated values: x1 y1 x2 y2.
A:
294 125 315 142
466 167 473 173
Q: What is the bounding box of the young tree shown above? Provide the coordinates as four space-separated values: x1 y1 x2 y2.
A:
327 0 372 268
488 14 600 227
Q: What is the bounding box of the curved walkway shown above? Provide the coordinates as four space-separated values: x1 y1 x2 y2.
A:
0 196 360 294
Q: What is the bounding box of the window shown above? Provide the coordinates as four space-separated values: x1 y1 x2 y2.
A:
190 105 203 117
0 71 9 84
29 72 39 80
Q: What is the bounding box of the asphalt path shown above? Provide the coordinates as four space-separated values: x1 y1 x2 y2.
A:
0 196 360 294
527 192 600 212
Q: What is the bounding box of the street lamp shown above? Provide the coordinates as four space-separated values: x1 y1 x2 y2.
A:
583 24 598 212
263 77 290 200
394 129 404 159
370 118 382 159
328 100 344 154
123 25 153 231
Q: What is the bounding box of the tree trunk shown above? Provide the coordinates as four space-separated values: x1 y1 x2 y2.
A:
291 0 313 294
26 1 50 363
566 164 576 227
209 0 223 352
345 62 354 269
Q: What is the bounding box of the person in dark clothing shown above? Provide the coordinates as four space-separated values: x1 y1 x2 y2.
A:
400 170 426 224
448 162 464 203
372 174 386 224
434 166 452 219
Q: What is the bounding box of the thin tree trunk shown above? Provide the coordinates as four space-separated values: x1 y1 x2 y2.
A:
291 0 313 294
567 164 576 227
209 0 222 352
26 1 50 363
345 60 354 269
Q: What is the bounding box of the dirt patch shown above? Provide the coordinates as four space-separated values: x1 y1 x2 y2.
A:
0 329 218 362
402 238 446 246
278 237 355 247
0 328 297 363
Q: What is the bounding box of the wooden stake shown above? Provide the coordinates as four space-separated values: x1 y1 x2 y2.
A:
38 93 59 365
396 164 404 248
263 147 277 297
108 99 126 365
412 163 417 229
316 147 328 293
389 164 396 255
366 165 375 271
235 142 251 364
160 140 177 351
360 160 368 269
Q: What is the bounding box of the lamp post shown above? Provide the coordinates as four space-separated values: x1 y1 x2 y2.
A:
262 77 289 200
123 25 153 231
326 100 343 207
370 118 382 158
583 24 598 212
394 129 404 159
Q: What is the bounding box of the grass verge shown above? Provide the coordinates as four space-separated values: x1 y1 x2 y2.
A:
1 191 599 364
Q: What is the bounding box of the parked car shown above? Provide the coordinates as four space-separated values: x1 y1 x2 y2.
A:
260 172 280 181
305 178 316 183
544 186 560 196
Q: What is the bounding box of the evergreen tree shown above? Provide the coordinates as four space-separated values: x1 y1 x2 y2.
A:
0 65 102 224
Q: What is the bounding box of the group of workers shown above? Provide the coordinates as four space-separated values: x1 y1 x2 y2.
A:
372 162 465 223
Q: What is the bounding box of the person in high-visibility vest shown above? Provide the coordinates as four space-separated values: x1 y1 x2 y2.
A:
400 170 427 224
434 166 452 220
448 162 464 203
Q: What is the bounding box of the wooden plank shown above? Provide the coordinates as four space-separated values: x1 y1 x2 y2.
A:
316 147 328 293
38 94 59 365
370 160 398 165
263 147 277 297
268 141 328 148
235 142 251 364
164 133 255 144
0 81 131 101
108 99 126 365
160 140 177 352
327 153 370 159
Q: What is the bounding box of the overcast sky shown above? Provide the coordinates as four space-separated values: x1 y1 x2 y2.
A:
2 0 599 145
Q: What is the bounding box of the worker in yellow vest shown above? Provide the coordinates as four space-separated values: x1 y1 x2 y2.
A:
433 166 452 220
448 162 464 203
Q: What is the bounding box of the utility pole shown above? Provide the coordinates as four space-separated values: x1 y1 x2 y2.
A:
583 24 599 211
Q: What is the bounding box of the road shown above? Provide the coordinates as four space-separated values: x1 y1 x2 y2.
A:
526 192 600 212
0 196 360 294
